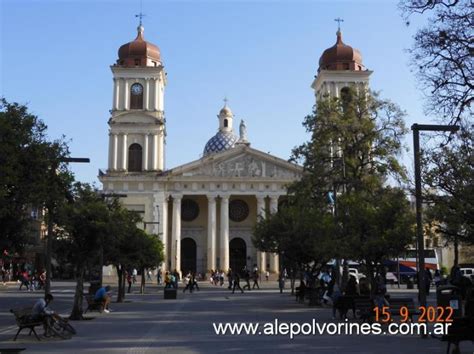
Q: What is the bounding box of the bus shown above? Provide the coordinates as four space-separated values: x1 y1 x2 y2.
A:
385 248 439 280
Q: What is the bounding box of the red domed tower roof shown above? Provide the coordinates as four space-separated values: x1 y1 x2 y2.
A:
117 25 161 67
318 31 365 72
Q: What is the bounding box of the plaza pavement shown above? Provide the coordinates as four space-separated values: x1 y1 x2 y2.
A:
0 280 473 354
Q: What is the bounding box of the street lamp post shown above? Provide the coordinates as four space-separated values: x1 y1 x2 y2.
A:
411 124 459 310
45 157 90 295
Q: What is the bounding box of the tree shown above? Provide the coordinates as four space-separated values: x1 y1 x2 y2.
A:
399 0 473 125
57 183 110 320
103 203 163 301
423 126 474 265
337 186 415 293
0 99 71 254
254 87 413 291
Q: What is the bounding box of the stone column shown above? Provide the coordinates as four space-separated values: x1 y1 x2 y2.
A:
207 195 217 272
256 195 266 273
122 133 128 170
124 79 129 110
159 195 169 272
112 133 118 170
157 129 164 171
269 195 280 274
171 195 182 274
112 78 118 110
108 133 113 170
143 134 149 171
220 195 230 271
152 134 158 170
144 78 150 110
154 78 160 111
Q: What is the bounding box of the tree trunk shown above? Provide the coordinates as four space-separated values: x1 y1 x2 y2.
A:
454 236 459 267
140 267 146 294
70 265 85 320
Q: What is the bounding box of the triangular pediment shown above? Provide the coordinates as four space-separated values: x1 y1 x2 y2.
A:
168 145 303 180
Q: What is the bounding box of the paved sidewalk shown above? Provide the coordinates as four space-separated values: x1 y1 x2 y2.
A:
0 281 472 353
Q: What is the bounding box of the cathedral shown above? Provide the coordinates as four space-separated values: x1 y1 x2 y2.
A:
99 22 371 276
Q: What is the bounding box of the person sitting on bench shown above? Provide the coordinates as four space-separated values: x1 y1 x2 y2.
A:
94 285 111 313
32 293 55 335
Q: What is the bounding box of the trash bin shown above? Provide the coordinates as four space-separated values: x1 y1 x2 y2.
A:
89 280 101 295
437 285 463 317
164 288 177 299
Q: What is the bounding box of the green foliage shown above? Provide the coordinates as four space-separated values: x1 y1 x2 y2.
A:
0 98 72 252
337 186 415 265
423 126 473 246
254 88 413 276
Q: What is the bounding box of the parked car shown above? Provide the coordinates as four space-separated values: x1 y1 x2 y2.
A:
460 268 474 282
348 268 366 282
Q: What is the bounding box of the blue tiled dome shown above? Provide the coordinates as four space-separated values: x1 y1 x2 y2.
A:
203 131 238 156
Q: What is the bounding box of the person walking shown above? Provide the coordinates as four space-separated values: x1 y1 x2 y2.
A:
252 270 260 289
227 269 233 290
132 268 138 284
127 271 132 293
191 273 200 292
278 275 285 293
243 270 251 290
232 272 244 294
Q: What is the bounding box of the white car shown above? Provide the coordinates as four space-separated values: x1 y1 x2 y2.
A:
460 268 474 281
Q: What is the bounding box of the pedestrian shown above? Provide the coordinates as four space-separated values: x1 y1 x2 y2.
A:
232 272 244 294
19 270 30 291
164 271 171 288
265 270 269 281
183 273 193 293
132 268 138 283
434 269 441 288
227 269 233 289
243 270 251 290
127 271 132 293
252 271 260 289
157 268 162 285
278 275 285 293
147 269 152 281
191 273 200 291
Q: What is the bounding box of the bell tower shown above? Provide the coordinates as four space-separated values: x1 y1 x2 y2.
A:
107 23 167 173
311 24 372 103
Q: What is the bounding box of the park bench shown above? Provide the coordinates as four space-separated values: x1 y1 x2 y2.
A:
388 297 419 322
83 294 103 313
10 308 43 341
354 297 375 322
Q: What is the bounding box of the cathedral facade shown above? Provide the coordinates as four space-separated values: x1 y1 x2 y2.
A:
99 23 371 276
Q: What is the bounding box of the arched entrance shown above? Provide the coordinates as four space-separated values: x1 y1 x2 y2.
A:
229 238 247 273
181 238 197 273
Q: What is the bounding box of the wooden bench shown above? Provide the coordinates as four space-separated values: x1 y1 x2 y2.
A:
388 297 419 321
10 308 43 341
83 294 103 313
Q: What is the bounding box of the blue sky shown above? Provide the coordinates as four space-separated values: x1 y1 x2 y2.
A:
1 0 429 185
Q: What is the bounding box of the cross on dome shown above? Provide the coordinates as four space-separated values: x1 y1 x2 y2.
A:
334 17 344 32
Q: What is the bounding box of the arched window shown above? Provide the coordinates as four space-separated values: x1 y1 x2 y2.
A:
224 119 228 128
128 143 142 172
130 83 143 109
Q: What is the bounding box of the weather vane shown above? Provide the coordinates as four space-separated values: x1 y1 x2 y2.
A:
334 17 344 31
223 97 229 106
